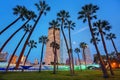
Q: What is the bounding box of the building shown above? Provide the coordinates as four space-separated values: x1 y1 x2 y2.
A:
60 39 69 64
34 58 39 65
10 55 18 64
75 57 85 65
0 52 8 62
20 55 26 65
44 27 60 65
82 46 93 64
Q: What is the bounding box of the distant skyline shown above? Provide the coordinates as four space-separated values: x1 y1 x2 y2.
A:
0 0 120 62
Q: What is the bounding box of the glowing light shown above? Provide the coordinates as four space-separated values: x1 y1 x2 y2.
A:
111 62 117 68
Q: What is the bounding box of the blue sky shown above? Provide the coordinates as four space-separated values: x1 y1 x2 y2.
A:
0 0 120 62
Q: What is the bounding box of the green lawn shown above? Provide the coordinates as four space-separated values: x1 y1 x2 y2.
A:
0 69 120 80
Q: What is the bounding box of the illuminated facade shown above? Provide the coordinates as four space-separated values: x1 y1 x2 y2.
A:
20 55 26 65
44 27 60 65
10 55 18 64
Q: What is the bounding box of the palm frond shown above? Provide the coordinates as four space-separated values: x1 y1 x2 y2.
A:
74 48 80 53
92 15 97 19
83 19 87 23
46 7 50 11
35 3 40 10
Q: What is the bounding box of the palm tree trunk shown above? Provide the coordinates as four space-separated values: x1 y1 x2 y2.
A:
0 19 30 53
53 48 57 74
99 30 114 75
56 52 58 70
61 21 73 75
0 16 21 35
15 11 43 69
68 26 74 74
111 39 120 62
39 43 44 72
6 31 28 72
83 49 87 68
53 27 57 74
87 15 109 78
51 43 56 74
22 47 32 72
77 54 82 71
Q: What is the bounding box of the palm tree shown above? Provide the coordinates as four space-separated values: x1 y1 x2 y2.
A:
50 41 60 74
74 48 82 71
0 10 36 53
57 10 74 75
80 42 87 68
64 20 75 72
22 40 37 71
93 20 114 75
106 33 120 62
6 24 32 72
38 36 48 72
90 37 100 45
93 54 99 64
26 10 37 22
64 20 75 50
78 4 109 78
49 20 60 71
49 20 60 47
0 5 27 35
15 0 50 69
109 52 117 62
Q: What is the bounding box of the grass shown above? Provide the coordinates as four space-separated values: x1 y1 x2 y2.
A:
0 69 120 80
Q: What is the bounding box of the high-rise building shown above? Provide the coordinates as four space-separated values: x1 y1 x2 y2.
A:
82 46 93 64
0 52 8 62
34 58 38 65
20 55 26 65
10 55 18 64
60 39 69 64
44 27 60 65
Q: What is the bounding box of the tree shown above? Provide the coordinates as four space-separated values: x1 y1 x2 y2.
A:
50 41 60 74
57 10 74 75
64 20 75 50
49 20 60 74
78 4 109 78
93 54 99 64
15 0 50 69
0 10 36 53
64 20 75 72
38 36 48 72
93 20 114 75
0 5 27 35
80 42 87 68
106 33 120 62
90 37 100 45
22 40 37 71
74 48 82 71
6 24 32 72
109 52 118 62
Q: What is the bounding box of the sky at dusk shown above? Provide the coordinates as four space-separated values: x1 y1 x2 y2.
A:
0 0 120 62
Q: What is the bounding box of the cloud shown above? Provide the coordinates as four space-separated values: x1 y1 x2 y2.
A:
72 27 88 35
